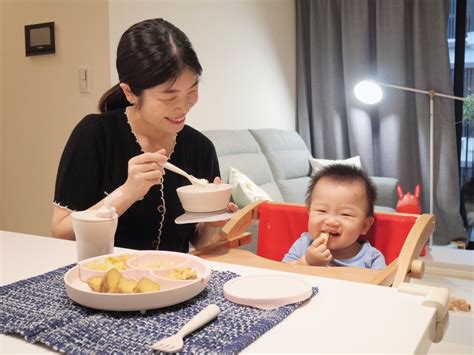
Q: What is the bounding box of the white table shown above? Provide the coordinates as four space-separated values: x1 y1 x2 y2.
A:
1 230 438 353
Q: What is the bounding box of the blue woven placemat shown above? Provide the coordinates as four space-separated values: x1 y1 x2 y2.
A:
1 264 318 353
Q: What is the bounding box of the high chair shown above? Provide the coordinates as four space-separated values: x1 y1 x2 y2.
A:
193 200 435 287
192 200 449 343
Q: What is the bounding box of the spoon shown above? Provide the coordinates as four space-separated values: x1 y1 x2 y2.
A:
164 162 209 186
150 304 220 352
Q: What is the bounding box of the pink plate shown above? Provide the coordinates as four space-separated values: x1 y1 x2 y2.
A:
64 251 211 313
223 274 313 310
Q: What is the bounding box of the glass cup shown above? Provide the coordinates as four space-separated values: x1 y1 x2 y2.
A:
71 210 118 261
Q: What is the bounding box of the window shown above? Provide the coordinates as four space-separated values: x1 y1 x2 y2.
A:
450 0 474 247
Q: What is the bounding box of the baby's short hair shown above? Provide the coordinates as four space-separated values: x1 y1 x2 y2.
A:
305 164 377 216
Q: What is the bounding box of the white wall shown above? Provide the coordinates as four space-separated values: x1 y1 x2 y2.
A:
108 0 296 131
0 1 4 229
1 0 110 236
0 0 295 236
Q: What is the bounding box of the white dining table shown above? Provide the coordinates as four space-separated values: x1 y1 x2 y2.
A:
1 230 438 353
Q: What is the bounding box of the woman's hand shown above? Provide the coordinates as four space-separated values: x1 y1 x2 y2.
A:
191 176 238 249
206 201 239 227
122 149 168 201
303 236 332 266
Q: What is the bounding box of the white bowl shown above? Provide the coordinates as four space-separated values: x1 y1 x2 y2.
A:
176 183 233 213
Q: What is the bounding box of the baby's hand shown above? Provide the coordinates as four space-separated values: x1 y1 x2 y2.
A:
304 235 332 266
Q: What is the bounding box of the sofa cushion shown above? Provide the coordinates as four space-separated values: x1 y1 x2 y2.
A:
203 129 284 202
250 129 312 203
229 167 273 208
371 176 399 211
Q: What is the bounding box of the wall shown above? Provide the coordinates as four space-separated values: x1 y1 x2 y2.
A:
108 0 296 131
0 0 295 236
1 0 110 236
0 1 4 230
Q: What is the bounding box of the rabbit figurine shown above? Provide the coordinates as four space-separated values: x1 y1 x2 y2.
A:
396 184 422 214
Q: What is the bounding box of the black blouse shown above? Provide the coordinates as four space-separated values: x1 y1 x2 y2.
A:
54 108 220 252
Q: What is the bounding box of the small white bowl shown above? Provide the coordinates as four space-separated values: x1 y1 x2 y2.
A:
176 183 233 213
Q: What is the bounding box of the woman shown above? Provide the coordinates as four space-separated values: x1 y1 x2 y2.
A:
52 18 233 252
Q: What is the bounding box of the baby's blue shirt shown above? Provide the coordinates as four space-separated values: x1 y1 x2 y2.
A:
282 232 386 269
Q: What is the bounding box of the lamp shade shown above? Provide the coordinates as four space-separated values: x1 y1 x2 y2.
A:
354 80 383 104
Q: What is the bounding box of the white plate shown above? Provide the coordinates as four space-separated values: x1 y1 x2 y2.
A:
175 210 235 224
64 251 212 313
223 274 313 310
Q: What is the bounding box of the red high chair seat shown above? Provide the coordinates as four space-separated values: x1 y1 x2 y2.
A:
256 202 425 264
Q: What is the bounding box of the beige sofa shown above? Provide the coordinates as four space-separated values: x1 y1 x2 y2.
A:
203 128 399 252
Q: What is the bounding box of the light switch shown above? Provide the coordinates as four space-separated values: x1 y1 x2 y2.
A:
79 66 90 93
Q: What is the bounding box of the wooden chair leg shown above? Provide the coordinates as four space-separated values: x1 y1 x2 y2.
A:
218 200 266 240
392 214 435 287
369 258 399 286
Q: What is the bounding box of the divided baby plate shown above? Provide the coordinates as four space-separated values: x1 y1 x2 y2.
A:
64 251 211 313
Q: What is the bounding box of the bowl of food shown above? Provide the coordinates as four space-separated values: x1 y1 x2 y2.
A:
176 183 233 213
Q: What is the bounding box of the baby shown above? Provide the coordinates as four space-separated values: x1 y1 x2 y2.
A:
282 164 386 269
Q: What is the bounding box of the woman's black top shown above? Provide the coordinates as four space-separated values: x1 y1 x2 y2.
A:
54 108 220 252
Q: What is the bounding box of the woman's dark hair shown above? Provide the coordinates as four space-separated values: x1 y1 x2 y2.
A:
305 164 377 216
99 18 202 112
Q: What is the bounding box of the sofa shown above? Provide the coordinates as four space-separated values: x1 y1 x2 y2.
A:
203 128 399 252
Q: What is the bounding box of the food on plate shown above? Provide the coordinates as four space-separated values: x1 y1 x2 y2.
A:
86 268 160 294
133 277 161 293
100 267 122 293
87 276 103 292
116 277 138 294
86 254 130 271
167 267 197 280
135 260 176 269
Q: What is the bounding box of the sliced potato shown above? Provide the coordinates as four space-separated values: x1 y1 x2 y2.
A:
100 267 121 293
116 277 138 294
87 276 103 292
85 269 161 294
133 277 161 293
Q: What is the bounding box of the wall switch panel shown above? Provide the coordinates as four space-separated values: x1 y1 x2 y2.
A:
79 66 90 93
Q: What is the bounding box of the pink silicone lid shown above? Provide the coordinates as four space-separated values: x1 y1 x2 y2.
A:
223 274 313 310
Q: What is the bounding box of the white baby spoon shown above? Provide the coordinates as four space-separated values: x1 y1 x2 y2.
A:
150 304 221 353
164 162 209 186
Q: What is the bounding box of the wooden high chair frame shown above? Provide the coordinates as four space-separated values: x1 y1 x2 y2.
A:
192 200 436 287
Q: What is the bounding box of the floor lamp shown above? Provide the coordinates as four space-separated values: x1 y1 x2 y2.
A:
354 80 466 245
